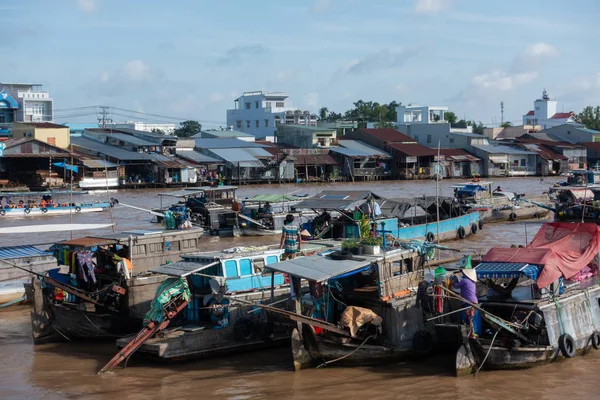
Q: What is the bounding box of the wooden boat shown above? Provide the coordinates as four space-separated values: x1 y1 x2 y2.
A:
29 227 205 343
452 181 550 222
437 222 600 375
0 190 116 217
249 242 454 370
78 159 120 189
111 243 333 362
236 194 311 236
0 280 27 306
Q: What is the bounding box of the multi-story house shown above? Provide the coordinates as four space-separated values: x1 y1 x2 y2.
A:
0 82 54 122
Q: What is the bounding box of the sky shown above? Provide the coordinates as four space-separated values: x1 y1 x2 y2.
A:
2 0 600 128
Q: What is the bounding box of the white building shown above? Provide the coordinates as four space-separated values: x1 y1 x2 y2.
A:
226 91 317 137
522 89 576 129
106 121 177 134
0 82 54 122
395 102 473 148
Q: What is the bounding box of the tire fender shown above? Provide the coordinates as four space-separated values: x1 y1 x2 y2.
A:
457 226 466 239
509 212 517 222
478 220 484 230
24 208 30 214
426 232 435 243
591 331 600 350
75 206 81 212
558 333 576 358
41 208 48 214
233 317 255 342
471 224 478 234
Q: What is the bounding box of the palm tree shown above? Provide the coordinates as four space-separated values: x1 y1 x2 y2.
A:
319 107 328 120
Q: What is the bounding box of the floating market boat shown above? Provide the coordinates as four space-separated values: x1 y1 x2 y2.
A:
437 222 600 375
0 190 116 217
29 227 204 343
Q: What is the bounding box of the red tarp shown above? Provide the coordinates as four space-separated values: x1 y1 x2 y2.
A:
482 222 600 288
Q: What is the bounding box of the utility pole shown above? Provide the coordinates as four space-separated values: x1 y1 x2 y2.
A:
500 101 504 126
97 106 112 128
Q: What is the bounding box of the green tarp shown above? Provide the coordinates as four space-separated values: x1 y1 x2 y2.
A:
143 277 191 326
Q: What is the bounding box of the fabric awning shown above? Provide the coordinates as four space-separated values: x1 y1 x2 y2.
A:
82 159 119 169
475 262 540 280
570 188 594 200
489 156 508 164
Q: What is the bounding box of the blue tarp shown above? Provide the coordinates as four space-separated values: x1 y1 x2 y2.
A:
53 161 79 173
457 184 487 197
475 262 540 280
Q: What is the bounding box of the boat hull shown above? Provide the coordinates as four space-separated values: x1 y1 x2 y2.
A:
396 212 480 242
78 178 119 189
0 204 109 217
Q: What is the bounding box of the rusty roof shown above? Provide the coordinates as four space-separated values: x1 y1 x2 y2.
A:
518 143 568 160
13 122 68 129
437 148 480 162
293 153 339 165
355 128 415 143
386 143 437 157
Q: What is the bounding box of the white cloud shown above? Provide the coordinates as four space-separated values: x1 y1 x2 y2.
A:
76 0 97 13
472 71 538 92
414 0 452 15
121 60 154 82
525 42 558 57
596 72 600 88
303 92 320 110
395 83 408 93
343 47 421 75
96 60 162 97
309 0 333 14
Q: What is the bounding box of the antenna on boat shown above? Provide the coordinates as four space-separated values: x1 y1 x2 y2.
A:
103 156 116 232
436 141 441 257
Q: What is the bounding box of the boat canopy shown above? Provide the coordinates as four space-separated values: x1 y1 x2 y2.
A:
482 222 600 288
475 262 540 280
0 190 89 198
456 184 488 197
82 159 119 169
0 245 52 259
158 186 237 198
0 224 114 235
294 190 384 211
150 260 219 277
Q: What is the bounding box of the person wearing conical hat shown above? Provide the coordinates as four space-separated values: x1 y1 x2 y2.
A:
451 265 478 338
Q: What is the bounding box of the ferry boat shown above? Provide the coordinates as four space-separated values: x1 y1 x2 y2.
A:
0 190 115 217
29 227 205 343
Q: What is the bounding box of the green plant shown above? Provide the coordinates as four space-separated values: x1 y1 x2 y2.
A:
361 236 382 246
359 215 372 240
341 239 358 249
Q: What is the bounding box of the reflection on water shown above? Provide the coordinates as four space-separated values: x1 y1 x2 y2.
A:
4 177 596 400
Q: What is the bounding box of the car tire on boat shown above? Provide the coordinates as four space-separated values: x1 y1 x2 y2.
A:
534 212 541 219
426 232 435 243
509 212 517 222
412 329 434 355
41 208 48 214
558 333 576 358
24 208 30 214
0 210 5 216
457 226 466 239
478 220 484 230
591 331 600 350
75 206 81 213
471 224 478 234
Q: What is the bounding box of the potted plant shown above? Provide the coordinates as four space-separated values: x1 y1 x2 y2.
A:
341 239 362 255
361 236 383 255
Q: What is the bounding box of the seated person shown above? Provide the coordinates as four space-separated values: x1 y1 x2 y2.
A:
263 202 273 215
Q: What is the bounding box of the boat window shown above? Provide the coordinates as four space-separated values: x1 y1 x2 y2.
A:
253 258 265 274
169 241 180 252
391 260 403 276
133 244 146 256
266 255 279 265
239 259 252 276
224 260 238 278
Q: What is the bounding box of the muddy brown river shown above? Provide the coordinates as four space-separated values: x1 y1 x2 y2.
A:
2 177 599 399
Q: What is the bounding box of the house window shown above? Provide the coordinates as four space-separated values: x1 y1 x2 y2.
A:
449 137 454 144
513 160 519 167
246 120 250 128
47 137 56 146
520 159 526 167
255 101 259 108
255 120 259 128
265 102 271 108
426 134 432 144
236 120 242 129
276 102 284 108
264 119 269 127
245 102 251 110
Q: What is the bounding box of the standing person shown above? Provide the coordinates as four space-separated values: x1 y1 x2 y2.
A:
451 268 479 338
280 214 301 260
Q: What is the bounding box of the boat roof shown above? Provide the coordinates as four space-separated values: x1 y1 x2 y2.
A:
181 247 284 261
242 194 298 203
58 237 118 247
266 247 413 283
0 245 52 260
158 186 237 197
294 190 384 211
150 260 220 277
0 190 89 197
449 181 493 189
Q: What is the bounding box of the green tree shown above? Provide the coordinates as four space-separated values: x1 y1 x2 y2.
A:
577 106 600 130
319 107 329 120
445 111 458 125
500 122 513 128
469 120 485 135
151 128 165 135
375 121 396 129
173 120 202 138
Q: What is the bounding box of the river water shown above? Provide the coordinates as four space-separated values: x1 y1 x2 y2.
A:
2 177 599 400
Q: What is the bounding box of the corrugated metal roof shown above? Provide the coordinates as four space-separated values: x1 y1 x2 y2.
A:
59 237 117 247
471 144 536 155
242 147 275 158
293 153 339 165
336 139 391 157
355 128 414 143
438 148 480 162
175 150 222 164
81 159 119 169
519 144 567 160
0 245 52 260
148 153 197 168
207 148 265 168
106 133 158 146
387 143 437 157
194 130 253 138
71 136 152 161
194 138 269 149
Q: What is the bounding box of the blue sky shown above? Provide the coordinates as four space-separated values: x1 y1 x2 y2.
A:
2 0 600 128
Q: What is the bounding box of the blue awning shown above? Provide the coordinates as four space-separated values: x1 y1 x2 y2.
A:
475 262 540 280
53 161 79 173
457 184 487 197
